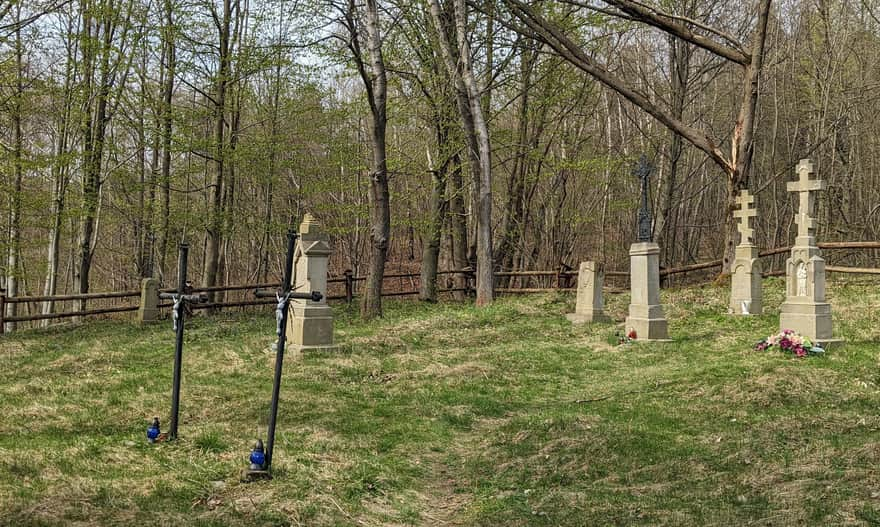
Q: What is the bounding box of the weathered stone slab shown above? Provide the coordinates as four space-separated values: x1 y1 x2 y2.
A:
137 278 160 324
567 261 610 324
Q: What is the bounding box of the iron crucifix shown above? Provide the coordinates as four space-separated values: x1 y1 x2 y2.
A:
634 155 653 242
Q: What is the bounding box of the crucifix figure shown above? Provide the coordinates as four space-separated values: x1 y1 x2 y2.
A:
634 155 652 242
733 189 757 245
786 159 826 242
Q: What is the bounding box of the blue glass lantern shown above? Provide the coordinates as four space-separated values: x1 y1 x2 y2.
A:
147 417 161 443
249 439 266 470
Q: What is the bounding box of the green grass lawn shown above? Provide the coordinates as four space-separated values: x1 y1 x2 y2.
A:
1 277 879 526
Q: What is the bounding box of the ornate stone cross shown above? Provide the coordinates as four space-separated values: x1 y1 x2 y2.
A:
634 155 652 242
733 189 757 245
786 159 826 241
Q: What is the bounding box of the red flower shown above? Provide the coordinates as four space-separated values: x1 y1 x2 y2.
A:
627 329 637 340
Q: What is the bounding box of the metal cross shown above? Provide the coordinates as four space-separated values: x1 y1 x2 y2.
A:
733 189 757 245
634 155 653 242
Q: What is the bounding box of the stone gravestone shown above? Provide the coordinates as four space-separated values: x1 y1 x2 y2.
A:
778 159 838 343
287 213 338 353
566 261 609 324
729 189 762 315
137 277 160 324
624 156 670 341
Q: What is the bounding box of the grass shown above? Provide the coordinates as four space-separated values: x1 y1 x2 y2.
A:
1 276 879 526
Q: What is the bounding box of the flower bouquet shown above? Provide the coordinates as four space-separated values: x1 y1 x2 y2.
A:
616 329 637 345
754 329 824 357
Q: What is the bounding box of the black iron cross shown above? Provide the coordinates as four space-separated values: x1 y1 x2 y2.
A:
634 155 653 242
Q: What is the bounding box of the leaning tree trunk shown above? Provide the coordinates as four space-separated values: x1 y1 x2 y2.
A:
503 0 773 275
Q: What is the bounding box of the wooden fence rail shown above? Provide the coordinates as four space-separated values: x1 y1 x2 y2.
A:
2 241 878 333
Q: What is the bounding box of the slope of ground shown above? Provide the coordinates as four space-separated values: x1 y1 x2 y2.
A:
1 277 879 526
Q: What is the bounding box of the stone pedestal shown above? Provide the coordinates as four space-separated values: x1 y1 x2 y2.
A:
625 242 669 340
779 245 834 343
730 244 762 315
137 278 160 324
567 261 610 324
287 214 338 353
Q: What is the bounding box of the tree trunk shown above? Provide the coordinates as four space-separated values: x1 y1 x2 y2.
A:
157 0 175 281
655 34 691 272
76 0 98 311
505 0 773 273
420 118 452 302
428 0 482 270
6 18 24 332
138 45 155 279
453 0 493 306
42 11 77 321
359 0 391 319
203 0 234 302
724 0 772 273
496 43 534 278
448 153 468 300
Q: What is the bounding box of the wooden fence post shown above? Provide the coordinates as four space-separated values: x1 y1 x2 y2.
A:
0 288 5 334
344 269 354 304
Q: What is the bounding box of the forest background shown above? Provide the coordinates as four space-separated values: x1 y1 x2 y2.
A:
1 0 879 322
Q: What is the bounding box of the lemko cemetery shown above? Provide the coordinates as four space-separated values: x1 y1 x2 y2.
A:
4 0 880 526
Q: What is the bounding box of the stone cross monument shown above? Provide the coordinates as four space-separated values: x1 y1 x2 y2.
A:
625 157 669 341
566 261 610 324
778 159 837 343
729 189 762 315
287 213 338 354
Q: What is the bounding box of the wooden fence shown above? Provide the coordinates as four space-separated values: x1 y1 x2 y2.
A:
2 241 878 333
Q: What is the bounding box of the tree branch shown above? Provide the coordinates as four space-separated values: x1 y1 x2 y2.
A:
600 0 750 65
503 0 733 174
